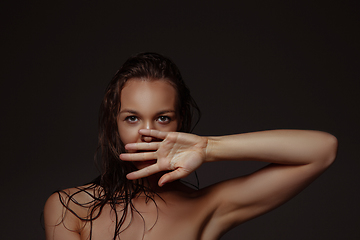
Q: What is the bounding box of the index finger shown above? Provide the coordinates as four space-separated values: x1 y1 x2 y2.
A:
138 129 169 139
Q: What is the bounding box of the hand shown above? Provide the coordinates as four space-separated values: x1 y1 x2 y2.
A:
120 129 208 186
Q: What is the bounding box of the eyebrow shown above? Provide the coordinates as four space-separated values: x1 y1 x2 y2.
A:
119 109 176 115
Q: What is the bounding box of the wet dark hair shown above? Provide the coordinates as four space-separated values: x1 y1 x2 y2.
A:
55 52 200 239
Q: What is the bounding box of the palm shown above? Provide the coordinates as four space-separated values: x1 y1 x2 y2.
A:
157 132 205 173
120 130 208 186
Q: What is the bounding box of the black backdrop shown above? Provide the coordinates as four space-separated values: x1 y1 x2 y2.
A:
1 1 359 239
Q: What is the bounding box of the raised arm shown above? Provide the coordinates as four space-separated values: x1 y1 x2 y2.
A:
122 129 337 184
206 129 337 165
121 129 337 231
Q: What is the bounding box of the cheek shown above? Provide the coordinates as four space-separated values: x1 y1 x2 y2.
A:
118 123 139 145
162 121 179 132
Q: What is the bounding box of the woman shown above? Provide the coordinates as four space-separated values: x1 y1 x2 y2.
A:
44 52 338 240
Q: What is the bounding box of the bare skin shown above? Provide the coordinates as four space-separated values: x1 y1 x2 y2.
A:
44 79 338 240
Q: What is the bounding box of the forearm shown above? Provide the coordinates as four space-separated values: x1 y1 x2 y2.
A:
205 130 337 166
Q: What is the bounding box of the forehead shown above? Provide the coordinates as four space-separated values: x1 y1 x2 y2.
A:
120 79 177 111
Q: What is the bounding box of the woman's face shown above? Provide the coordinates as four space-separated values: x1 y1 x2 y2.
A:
117 78 179 168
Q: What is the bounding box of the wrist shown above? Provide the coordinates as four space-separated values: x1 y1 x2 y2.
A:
204 136 220 163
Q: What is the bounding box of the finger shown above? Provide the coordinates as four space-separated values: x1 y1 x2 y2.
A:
138 129 169 139
158 168 191 187
125 142 160 151
120 152 157 161
126 164 161 180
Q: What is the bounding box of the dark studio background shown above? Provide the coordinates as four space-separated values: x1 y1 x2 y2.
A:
1 0 359 239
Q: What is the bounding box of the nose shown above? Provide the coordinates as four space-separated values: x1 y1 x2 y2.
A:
141 120 155 142
142 135 153 142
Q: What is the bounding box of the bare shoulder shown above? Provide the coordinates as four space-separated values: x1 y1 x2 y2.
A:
44 184 100 240
45 184 100 215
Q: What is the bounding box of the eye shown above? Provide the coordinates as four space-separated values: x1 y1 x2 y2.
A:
157 116 171 124
125 116 139 123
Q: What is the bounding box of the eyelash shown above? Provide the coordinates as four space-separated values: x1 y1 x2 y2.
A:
124 116 171 123
157 116 171 123
125 116 139 122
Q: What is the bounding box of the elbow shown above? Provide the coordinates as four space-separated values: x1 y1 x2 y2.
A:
320 133 338 168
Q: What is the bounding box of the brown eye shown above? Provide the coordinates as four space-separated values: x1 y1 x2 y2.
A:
125 116 139 123
157 116 171 123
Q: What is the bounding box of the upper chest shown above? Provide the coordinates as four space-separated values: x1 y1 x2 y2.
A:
80 193 217 240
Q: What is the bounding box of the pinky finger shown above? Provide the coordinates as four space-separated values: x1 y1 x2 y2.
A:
158 168 191 187
126 164 161 180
